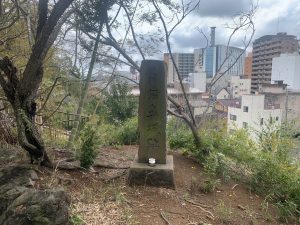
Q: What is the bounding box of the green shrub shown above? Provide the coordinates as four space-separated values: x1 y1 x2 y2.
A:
168 129 194 150
97 123 119 146
79 124 98 169
116 117 139 145
92 117 138 146
103 81 138 124
250 152 300 218
168 118 300 221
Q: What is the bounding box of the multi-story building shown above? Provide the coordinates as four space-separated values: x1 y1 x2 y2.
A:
251 32 299 92
199 45 245 79
227 94 282 139
244 52 252 78
271 53 300 91
194 44 245 95
165 27 245 94
188 72 207 92
229 75 251 98
194 48 205 72
258 83 300 130
165 53 194 84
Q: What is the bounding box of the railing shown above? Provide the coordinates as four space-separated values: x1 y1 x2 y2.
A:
42 111 89 131
0 110 89 143
42 125 71 141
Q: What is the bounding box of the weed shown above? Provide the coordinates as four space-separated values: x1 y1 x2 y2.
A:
244 206 258 225
261 197 273 221
115 192 129 205
216 200 232 224
200 178 220 194
276 200 299 223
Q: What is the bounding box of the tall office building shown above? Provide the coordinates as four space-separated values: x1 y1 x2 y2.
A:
165 27 244 94
194 46 245 77
215 45 244 76
251 32 299 92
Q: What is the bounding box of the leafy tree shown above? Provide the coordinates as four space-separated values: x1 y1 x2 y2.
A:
0 0 74 165
67 0 117 146
103 81 137 124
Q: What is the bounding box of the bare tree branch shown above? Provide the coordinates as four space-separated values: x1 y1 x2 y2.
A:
151 0 200 126
39 93 71 126
0 0 20 32
121 0 145 60
38 76 61 113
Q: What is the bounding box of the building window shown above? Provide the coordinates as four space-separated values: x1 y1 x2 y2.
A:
230 114 237 121
276 116 279 121
243 122 248 128
260 118 264 125
243 106 249 112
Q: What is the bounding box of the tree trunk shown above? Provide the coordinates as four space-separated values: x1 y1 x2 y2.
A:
186 118 210 156
0 57 51 166
0 1 74 166
13 98 51 166
68 23 103 146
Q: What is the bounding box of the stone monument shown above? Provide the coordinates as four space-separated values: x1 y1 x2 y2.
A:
127 60 175 188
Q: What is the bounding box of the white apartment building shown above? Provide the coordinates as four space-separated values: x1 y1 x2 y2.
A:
227 95 282 138
271 53 300 91
229 76 251 98
189 72 206 92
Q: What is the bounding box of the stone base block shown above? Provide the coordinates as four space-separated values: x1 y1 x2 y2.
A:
127 155 175 188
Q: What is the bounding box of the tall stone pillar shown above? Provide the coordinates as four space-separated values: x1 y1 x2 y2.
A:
127 60 174 188
138 60 167 164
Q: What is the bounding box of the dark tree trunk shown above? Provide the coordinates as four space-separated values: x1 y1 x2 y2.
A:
13 100 51 165
0 57 51 165
0 0 74 166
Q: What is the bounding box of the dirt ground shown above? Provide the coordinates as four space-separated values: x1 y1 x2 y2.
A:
0 144 288 225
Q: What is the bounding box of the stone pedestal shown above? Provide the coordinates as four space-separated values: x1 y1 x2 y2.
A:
127 60 174 188
127 155 175 188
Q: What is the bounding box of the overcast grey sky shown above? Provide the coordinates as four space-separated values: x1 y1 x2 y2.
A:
169 0 300 53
